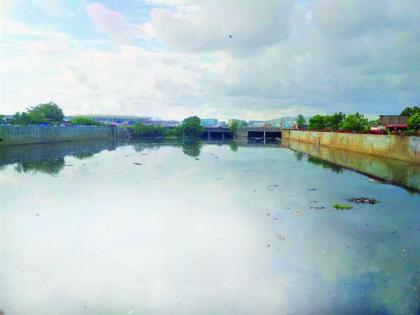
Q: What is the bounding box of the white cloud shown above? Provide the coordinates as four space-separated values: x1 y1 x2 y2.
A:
146 0 293 53
85 2 139 43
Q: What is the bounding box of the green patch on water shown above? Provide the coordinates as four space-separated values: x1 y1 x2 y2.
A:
334 203 353 210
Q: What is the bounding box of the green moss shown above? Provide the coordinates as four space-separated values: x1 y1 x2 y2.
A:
333 203 353 210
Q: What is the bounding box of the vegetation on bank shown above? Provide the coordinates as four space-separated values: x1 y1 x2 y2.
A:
130 116 204 139
10 102 64 125
7 103 102 127
71 116 102 126
296 107 420 132
403 107 420 130
303 112 378 132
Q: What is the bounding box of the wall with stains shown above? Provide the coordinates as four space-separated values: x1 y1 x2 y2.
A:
0 125 125 146
282 130 420 163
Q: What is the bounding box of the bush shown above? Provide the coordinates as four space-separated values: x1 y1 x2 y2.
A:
340 113 369 132
131 123 175 137
71 116 100 126
407 113 420 130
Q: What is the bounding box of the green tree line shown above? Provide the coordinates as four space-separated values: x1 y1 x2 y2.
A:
130 116 204 138
298 112 378 132
297 107 419 132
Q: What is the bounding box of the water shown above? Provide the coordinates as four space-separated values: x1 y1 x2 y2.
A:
1 140 419 315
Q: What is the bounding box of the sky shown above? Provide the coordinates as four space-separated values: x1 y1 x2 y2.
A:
1 0 419 120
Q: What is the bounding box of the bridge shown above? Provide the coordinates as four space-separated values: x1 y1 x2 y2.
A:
203 127 282 142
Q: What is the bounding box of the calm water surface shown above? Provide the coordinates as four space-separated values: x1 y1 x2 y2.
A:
0 140 419 315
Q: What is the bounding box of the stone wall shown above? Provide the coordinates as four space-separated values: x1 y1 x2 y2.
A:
0 125 125 146
282 130 420 163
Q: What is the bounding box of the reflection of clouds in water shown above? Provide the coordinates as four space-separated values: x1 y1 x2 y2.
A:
1 143 419 314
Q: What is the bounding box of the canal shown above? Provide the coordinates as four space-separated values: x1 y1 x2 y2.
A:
0 140 419 315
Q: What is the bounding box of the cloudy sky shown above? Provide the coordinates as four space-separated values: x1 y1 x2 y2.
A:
1 0 419 120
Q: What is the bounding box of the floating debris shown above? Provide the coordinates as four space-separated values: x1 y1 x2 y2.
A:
347 197 379 204
295 211 305 215
267 244 271 247
334 203 353 210
276 234 285 240
133 163 143 166
267 184 280 190
310 206 325 210
308 188 317 191
400 248 408 252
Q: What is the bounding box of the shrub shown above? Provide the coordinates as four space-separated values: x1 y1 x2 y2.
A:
407 113 420 130
71 116 100 126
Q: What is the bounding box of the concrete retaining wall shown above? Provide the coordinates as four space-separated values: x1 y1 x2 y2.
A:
283 139 420 191
282 130 420 163
0 125 125 146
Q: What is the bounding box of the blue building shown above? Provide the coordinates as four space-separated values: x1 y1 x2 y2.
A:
201 118 219 127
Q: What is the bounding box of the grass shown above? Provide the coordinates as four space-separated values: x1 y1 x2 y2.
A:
333 203 353 210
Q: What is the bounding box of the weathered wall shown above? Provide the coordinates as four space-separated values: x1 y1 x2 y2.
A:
283 139 420 191
282 130 420 163
0 125 125 146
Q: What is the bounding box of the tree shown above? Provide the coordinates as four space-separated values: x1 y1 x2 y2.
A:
12 112 33 125
308 115 327 130
407 113 420 130
400 106 420 117
27 102 64 124
179 116 203 138
72 116 100 126
325 112 345 131
11 102 64 125
229 120 239 133
296 115 306 129
340 113 369 131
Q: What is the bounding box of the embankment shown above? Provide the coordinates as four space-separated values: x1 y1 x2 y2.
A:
282 130 419 163
283 139 420 191
0 125 126 146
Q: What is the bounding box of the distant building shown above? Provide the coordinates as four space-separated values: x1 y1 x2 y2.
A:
65 115 152 126
264 117 299 129
201 118 219 127
248 121 265 128
379 115 408 125
146 120 180 127
379 115 408 131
